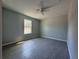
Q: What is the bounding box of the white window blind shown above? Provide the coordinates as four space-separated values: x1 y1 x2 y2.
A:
24 19 32 34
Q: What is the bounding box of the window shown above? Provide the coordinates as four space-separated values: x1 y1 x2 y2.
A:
24 19 32 34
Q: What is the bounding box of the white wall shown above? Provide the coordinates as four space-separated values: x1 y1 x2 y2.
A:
41 15 68 42
67 0 78 59
0 0 2 59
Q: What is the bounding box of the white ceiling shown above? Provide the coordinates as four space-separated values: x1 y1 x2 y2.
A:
2 0 71 19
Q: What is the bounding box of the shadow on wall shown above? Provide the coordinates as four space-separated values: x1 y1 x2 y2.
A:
2 8 40 46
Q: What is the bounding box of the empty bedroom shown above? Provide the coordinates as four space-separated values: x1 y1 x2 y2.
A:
2 0 77 59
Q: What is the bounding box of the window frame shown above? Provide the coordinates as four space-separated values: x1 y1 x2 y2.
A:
24 19 32 34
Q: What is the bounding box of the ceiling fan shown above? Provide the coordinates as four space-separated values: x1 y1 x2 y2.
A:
36 0 61 15
36 0 54 15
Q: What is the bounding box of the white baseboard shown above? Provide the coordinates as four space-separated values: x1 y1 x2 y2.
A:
42 37 67 42
3 37 67 46
2 41 18 46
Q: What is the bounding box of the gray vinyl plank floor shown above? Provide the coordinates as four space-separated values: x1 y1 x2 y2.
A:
2 38 70 59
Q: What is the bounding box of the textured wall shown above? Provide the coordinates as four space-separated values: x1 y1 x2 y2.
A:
2 8 40 45
67 0 78 59
41 15 68 41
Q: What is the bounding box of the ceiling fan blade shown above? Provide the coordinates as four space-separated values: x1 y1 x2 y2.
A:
36 9 40 11
43 5 53 10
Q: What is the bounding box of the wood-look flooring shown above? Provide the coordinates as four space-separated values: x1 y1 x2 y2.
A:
3 38 70 59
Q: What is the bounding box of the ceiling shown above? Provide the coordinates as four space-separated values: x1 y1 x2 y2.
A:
2 0 71 19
